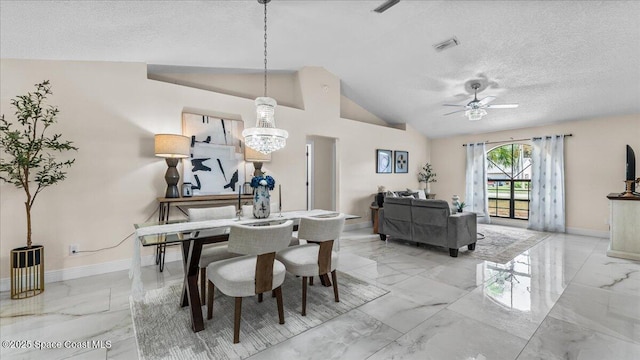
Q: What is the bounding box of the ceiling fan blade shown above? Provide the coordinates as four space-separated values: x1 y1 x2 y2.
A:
443 109 467 116
477 96 496 106
486 104 519 109
443 104 467 107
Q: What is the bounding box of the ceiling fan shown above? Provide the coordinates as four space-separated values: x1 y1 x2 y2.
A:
443 83 519 121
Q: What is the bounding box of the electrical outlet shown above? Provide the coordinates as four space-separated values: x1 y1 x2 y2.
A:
69 244 79 255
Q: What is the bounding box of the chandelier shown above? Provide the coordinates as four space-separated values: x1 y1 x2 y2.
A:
242 0 288 155
465 108 487 121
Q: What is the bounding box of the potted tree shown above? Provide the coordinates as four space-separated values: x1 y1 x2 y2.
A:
0 80 77 299
418 163 437 195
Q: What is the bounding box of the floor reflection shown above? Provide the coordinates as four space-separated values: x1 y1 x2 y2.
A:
483 251 533 311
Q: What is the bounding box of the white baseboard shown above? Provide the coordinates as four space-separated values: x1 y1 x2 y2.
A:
0 248 183 292
566 227 610 239
0 223 608 292
344 221 371 231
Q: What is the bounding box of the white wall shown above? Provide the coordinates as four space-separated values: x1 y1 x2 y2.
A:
430 114 640 236
0 59 430 279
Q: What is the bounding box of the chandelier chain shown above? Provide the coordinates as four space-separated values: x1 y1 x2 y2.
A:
263 0 268 97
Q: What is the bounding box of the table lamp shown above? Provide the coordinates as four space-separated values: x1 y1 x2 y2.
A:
245 145 271 177
155 134 190 198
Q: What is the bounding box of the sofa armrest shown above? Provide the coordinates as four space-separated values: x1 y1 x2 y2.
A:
447 212 477 248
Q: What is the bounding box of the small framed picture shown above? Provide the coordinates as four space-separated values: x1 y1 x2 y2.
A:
394 150 409 173
376 149 392 174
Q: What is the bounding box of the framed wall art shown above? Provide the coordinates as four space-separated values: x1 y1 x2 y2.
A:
182 113 246 195
376 149 393 174
394 150 409 173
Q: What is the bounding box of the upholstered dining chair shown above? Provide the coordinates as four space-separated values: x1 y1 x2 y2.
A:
206 220 294 344
242 203 300 247
188 206 239 304
276 215 345 316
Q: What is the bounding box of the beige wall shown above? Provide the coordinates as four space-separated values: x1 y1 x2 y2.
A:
0 60 430 279
430 114 640 235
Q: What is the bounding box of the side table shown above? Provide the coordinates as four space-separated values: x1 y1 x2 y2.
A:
369 205 380 234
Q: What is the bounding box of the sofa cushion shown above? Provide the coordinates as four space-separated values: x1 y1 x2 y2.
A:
411 199 449 209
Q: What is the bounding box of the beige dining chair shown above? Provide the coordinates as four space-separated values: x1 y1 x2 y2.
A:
276 215 345 316
188 206 239 304
206 220 294 343
242 203 300 246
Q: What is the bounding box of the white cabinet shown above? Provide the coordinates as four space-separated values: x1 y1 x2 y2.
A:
607 194 640 261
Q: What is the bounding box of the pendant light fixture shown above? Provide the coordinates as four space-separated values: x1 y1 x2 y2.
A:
242 0 288 155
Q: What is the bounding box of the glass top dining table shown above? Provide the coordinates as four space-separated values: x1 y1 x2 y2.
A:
131 209 358 333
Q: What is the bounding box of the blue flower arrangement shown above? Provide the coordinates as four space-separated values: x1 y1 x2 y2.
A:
250 175 275 190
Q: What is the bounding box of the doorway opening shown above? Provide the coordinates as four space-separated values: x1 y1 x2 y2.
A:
306 136 337 211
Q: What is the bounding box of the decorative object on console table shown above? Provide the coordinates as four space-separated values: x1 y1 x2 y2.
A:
155 134 190 198
251 174 276 218
0 80 78 299
457 201 466 213
376 149 392 173
182 182 193 197
182 113 245 196
418 162 437 194
394 150 409 173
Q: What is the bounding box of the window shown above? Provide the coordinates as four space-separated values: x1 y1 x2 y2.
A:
486 143 532 220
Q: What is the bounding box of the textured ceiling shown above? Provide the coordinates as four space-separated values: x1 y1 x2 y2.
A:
1 0 639 138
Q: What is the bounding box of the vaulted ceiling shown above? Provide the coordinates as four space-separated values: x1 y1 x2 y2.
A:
1 0 639 138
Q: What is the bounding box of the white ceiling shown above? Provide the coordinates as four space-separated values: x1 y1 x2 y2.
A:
1 0 639 138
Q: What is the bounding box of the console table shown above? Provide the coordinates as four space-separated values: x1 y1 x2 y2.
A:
606 193 640 261
155 194 253 271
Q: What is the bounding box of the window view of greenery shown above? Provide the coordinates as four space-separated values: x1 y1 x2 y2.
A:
487 143 532 219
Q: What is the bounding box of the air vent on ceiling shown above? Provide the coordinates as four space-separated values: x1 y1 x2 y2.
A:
433 37 460 52
373 0 400 13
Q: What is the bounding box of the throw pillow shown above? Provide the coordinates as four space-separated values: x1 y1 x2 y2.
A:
408 189 427 200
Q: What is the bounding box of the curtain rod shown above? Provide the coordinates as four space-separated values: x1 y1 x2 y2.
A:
462 133 573 147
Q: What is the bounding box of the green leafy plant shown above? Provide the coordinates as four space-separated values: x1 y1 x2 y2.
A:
0 81 78 248
418 163 437 183
457 202 466 212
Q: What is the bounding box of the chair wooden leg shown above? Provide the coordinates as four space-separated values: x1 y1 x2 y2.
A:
258 293 263 303
331 270 339 302
207 281 215 320
301 276 308 316
233 297 242 344
274 286 285 324
309 276 314 286
200 268 206 304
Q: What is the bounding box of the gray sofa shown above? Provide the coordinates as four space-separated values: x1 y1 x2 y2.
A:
378 197 477 257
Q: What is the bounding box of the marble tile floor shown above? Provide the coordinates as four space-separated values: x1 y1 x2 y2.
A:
1 226 639 359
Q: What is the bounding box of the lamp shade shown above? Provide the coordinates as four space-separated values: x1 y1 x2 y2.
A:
154 134 190 158
245 145 272 162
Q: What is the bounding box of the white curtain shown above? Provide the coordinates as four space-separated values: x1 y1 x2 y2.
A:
465 143 490 223
529 136 565 232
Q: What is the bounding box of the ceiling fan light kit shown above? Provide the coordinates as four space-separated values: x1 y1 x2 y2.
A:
443 82 519 121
